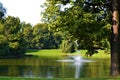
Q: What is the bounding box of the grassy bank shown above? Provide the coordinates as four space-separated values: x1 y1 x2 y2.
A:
80 50 110 59
26 49 64 58
26 49 110 59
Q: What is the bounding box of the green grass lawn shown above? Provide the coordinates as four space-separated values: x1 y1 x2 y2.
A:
79 50 110 59
26 49 110 59
26 49 64 58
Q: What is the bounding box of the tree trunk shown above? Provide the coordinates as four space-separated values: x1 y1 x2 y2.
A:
110 0 120 76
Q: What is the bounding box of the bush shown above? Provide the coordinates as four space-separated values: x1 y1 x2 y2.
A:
61 40 75 53
0 35 9 55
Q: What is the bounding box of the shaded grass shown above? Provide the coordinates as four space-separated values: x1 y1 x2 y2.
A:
26 49 39 53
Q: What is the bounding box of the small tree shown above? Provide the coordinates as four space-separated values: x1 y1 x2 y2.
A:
61 40 75 53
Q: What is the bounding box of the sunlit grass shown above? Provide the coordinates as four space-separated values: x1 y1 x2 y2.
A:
90 50 110 59
26 49 64 58
79 50 110 59
26 49 110 59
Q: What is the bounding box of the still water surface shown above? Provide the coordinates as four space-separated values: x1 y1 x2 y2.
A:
0 56 110 78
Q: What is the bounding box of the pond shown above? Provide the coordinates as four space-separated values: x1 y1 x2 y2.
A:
0 56 110 78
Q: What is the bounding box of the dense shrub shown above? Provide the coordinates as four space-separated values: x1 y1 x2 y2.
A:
61 40 75 53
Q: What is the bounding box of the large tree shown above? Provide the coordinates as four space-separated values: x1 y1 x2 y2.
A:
110 0 120 76
42 0 120 76
32 23 62 49
42 0 110 54
21 22 33 49
0 16 26 57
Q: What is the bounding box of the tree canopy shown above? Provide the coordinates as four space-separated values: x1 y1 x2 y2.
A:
0 16 25 57
42 0 111 55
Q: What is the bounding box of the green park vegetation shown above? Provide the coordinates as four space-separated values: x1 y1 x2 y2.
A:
26 49 64 58
0 16 62 58
0 0 120 79
0 1 111 59
0 15 110 59
26 49 110 59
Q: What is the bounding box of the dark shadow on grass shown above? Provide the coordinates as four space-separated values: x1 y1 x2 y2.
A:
26 49 39 53
24 54 39 58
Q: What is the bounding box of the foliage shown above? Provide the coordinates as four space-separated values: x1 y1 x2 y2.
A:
32 23 62 49
0 14 63 58
0 35 9 55
22 22 33 49
42 0 111 56
0 16 26 57
61 40 75 53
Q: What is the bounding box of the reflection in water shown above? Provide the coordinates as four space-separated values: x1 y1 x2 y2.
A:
58 56 92 78
73 62 83 78
22 66 54 78
0 57 110 78
57 55 94 78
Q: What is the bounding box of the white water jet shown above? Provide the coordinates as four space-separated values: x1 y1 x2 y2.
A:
70 56 82 61
70 56 94 62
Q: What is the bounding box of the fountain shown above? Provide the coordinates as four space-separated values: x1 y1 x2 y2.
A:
57 55 93 62
69 50 83 61
70 56 82 61
57 50 93 62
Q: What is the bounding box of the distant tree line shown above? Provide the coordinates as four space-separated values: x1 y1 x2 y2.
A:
0 1 111 58
0 2 76 58
0 16 62 58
